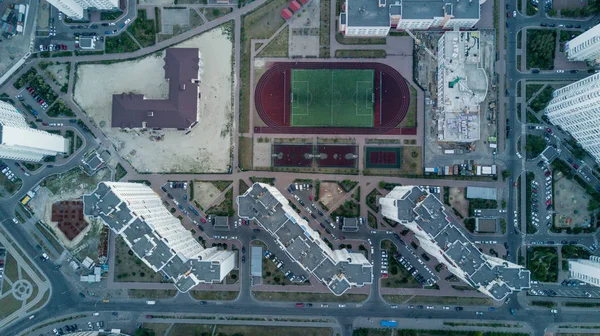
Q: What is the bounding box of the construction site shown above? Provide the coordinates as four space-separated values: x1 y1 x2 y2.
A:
416 29 498 167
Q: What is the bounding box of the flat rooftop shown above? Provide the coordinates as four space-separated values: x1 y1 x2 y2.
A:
345 0 481 28
237 183 372 295
112 48 200 129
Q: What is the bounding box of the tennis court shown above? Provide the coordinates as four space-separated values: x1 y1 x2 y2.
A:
290 69 374 127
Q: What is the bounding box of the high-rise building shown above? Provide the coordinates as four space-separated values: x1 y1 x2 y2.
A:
566 23 600 63
339 0 486 37
47 0 119 19
237 183 373 295
544 72 600 163
83 182 236 292
0 101 68 162
380 186 530 301
569 256 600 287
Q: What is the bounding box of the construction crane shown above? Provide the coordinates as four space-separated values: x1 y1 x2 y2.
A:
404 29 437 60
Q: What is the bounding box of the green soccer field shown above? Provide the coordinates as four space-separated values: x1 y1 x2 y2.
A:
290 69 374 127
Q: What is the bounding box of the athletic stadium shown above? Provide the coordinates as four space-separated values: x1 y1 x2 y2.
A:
254 62 415 135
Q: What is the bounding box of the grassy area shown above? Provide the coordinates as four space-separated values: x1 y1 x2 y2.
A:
367 211 377 228
406 296 493 306
564 301 600 308
320 0 330 57
239 136 253 170
101 11 123 20
4 254 18 282
249 176 275 185
127 10 157 47
561 245 591 259
526 84 543 102
29 75 58 105
21 162 42 172
335 50 386 58
240 0 288 133
202 7 232 21
128 289 177 299
211 180 233 191
403 85 417 128
331 200 360 217
529 85 554 112
142 323 171 336
218 326 332 336
531 300 556 308
105 33 140 54
355 330 529 336
257 26 288 57
239 179 250 195
468 199 498 217
525 172 537 234
115 163 127 181
525 134 546 159
27 288 50 313
335 33 386 45
560 30 582 43
46 99 75 117
189 290 239 301
114 236 167 283
527 246 558 282
34 222 64 255
366 188 381 212
0 173 22 197
253 291 367 302
526 30 556 70
13 68 37 90
381 295 413 304
205 188 234 216
0 294 24 319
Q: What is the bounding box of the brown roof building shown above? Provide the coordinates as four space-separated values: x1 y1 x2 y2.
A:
112 48 200 129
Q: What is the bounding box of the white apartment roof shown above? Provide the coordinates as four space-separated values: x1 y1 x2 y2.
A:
1 126 67 153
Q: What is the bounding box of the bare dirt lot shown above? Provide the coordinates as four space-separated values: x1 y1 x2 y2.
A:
319 182 345 208
554 176 591 228
253 137 271 168
74 26 233 173
449 187 468 218
193 181 221 209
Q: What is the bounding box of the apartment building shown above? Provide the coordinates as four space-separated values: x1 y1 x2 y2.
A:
47 0 119 19
566 23 600 63
569 256 600 287
0 101 68 162
83 182 236 292
544 72 600 163
237 183 373 296
339 0 484 37
379 186 530 301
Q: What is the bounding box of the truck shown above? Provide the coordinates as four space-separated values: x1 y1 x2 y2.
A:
380 320 398 327
424 167 438 174
146 300 156 305
476 166 482 175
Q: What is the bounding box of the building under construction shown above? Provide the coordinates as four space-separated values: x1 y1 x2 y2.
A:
436 30 488 143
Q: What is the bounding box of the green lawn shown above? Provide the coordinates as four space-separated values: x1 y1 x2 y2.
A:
105 33 140 54
291 69 374 127
526 30 556 70
527 246 558 282
127 9 157 47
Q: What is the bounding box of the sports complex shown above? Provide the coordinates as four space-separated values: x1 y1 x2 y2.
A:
254 62 415 135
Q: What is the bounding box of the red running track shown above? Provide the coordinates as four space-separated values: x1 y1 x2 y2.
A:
254 62 415 135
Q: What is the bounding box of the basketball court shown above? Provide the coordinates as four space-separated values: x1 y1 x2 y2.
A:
290 69 374 127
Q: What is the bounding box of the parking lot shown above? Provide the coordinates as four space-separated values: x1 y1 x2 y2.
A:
262 248 307 284
529 282 600 299
387 235 438 286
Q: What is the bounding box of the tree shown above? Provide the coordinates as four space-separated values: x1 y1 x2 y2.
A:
134 329 155 336
502 169 511 180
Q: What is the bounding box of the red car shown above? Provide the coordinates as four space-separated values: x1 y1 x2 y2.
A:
200 217 207 223
573 164 579 169
546 128 552 133
295 303 305 308
544 170 551 177
546 199 552 206
61 44 67 50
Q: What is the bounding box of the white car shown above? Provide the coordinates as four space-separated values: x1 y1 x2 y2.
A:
109 22 116 26
58 12 63 20
124 18 131 24
443 306 450 310
39 44 44 51
513 10 517 17
338 304 346 308
556 70 565 73
551 309 558 313
12 218 18 224
516 152 522 159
